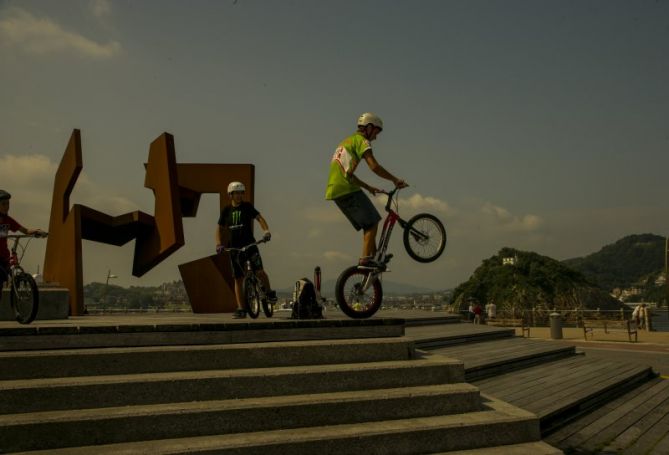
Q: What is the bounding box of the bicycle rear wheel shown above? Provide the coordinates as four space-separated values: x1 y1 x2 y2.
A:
403 213 446 263
335 266 383 319
242 275 261 319
10 272 39 324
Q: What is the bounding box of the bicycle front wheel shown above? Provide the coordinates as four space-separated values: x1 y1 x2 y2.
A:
242 275 261 319
403 213 446 263
335 266 383 319
261 294 274 318
10 272 39 324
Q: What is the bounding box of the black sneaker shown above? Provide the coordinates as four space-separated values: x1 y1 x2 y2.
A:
267 290 278 303
232 309 247 319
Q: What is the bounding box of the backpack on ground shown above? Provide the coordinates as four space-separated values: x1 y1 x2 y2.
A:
291 278 324 319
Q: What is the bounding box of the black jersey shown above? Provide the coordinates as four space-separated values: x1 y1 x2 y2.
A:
218 202 259 248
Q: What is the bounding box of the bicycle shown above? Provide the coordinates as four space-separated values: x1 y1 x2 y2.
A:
224 239 273 319
335 188 446 319
3 233 48 324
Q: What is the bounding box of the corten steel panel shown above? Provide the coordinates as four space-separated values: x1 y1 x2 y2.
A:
133 133 184 276
44 129 255 316
178 254 237 313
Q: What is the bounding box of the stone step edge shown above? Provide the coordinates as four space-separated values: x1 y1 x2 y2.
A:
438 441 563 455
0 356 462 391
0 337 416 380
1 383 481 426
0 324 405 351
14 397 540 455
0 336 412 358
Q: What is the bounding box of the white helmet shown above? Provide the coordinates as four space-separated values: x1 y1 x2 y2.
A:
357 112 383 130
227 181 245 194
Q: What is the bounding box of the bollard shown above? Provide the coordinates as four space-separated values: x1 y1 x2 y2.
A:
550 312 563 340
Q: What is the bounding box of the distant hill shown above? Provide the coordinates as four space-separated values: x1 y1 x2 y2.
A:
452 247 623 313
563 234 665 292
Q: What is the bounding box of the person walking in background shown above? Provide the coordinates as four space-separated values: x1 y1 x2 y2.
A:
473 301 483 324
325 112 408 268
467 298 475 322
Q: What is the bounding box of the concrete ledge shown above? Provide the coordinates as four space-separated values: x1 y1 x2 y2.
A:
0 287 69 321
0 337 417 379
0 357 465 414
0 319 405 351
21 397 541 455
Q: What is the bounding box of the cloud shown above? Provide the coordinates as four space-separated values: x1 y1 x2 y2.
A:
399 193 452 215
481 202 543 232
90 0 112 18
323 250 353 262
0 7 121 58
0 153 137 217
303 206 347 224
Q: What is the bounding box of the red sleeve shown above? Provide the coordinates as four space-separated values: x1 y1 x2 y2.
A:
8 216 23 232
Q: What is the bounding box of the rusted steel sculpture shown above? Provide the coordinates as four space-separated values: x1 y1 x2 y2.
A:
43 129 254 315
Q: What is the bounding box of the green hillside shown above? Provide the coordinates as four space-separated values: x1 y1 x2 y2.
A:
562 233 665 292
453 247 623 314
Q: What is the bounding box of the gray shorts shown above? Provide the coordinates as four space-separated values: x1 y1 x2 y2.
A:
334 190 382 231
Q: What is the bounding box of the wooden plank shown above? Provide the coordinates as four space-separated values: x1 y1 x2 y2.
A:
520 362 648 411
545 377 665 448
607 392 669 454
554 379 669 450
535 365 653 420
575 379 669 453
488 358 613 402
644 425 669 455
475 356 588 392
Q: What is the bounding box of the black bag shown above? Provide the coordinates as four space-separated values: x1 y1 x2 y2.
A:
291 278 324 319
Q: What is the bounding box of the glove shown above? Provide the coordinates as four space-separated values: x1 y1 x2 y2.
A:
263 232 271 242
216 244 225 254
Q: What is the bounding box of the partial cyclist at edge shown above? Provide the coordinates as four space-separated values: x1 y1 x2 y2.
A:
325 112 408 269
215 182 277 319
0 190 46 287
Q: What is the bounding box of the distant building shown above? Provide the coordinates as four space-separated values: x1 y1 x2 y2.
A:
503 256 517 266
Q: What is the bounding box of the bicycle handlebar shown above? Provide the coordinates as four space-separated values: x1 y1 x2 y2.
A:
6 232 49 239
376 187 400 212
223 238 267 253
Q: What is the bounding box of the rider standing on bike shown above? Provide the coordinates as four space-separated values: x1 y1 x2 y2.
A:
215 182 277 319
325 113 408 267
0 190 45 286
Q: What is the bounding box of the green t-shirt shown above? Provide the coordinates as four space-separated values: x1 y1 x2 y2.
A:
325 132 372 200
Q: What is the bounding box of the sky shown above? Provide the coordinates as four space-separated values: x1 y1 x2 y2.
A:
1 0 668 291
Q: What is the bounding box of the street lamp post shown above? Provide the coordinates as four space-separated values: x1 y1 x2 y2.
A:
101 269 118 309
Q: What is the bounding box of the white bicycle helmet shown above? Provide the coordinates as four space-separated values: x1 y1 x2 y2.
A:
227 181 246 194
357 112 383 130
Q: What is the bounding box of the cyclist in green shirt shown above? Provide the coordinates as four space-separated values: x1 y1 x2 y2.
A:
325 113 408 267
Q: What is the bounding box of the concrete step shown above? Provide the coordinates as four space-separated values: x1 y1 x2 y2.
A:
0 337 415 380
12 397 540 455
406 323 515 350
474 356 656 434
0 383 481 452
438 441 563 454
0 318 405 351
428 337 578 382
0 356 465 414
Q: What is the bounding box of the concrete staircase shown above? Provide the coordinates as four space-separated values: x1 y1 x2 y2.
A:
0 334 552 454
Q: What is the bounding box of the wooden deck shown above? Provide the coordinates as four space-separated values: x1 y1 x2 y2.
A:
407 321 667 454
546 377 669 454
426 336 576 381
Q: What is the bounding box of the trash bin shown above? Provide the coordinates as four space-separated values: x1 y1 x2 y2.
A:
550 312 563 340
